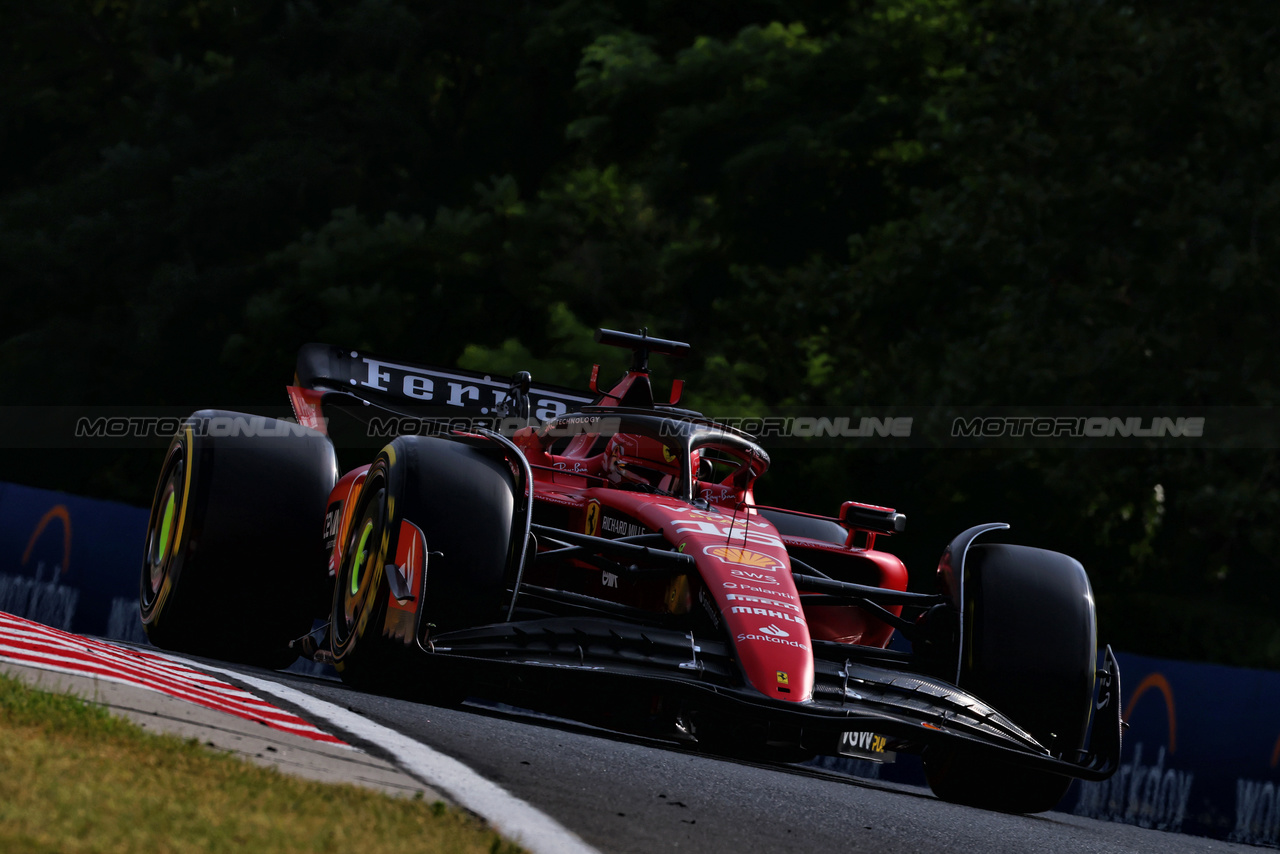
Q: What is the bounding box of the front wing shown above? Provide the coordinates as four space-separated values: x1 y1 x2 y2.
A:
419 616 1122 781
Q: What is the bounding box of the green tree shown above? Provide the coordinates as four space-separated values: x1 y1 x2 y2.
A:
2 0 1276 664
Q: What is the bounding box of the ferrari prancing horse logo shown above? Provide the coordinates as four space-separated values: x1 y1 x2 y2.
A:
584 500 602 537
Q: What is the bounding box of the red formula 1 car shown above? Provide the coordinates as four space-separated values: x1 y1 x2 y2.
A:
139 329 1121 813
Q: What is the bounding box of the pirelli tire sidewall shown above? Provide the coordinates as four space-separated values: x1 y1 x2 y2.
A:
139 410 338 665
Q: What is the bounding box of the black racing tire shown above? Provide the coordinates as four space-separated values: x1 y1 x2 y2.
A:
330 435 517 697
924 543 1097 814
139 410 338 668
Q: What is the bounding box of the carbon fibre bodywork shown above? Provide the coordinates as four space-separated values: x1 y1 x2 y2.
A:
420 616 1122 781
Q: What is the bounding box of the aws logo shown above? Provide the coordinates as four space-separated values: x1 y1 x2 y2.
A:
22 505 72 581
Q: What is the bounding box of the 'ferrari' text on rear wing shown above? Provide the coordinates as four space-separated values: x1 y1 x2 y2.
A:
295 343 594 421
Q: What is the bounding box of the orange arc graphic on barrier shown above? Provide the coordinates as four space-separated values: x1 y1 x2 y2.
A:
1124 672 1176 754
21 505 72 578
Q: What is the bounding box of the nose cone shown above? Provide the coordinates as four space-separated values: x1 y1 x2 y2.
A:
729 613 814 702
688 542 814 702
643 503 816 701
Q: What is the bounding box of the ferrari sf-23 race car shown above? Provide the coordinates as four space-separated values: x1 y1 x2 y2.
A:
140 329 1121 813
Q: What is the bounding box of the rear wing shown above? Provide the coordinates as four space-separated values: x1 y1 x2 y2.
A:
292 343 595 432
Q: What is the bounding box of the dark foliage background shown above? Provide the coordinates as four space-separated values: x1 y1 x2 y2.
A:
1 0 1276 666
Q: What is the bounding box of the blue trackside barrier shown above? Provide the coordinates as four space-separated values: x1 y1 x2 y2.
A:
0 481 150 644
1064 651 1280 845
0 481 333 678
810 650 1280 844
1 480 1277 841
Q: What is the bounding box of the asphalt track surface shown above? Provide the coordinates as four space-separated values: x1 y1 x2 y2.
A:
218 664 1254 854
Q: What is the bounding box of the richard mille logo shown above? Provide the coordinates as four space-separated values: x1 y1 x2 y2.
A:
758 624 790 638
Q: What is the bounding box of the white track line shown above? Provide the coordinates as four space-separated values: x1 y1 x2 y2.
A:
161 655 602 854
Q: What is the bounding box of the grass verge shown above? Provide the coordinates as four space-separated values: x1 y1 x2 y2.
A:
0 673 524 854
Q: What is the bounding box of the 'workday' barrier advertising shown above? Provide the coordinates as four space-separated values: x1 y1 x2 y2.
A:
0 481 149 644
812 652 1280 844
1069 651 1280 845
0 480 1278 844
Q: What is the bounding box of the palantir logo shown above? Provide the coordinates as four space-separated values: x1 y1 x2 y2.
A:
758 624 789 637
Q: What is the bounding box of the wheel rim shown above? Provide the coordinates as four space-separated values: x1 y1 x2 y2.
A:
349 519 375 600
335 484 386 649
157 491 176 561
142 450 185 611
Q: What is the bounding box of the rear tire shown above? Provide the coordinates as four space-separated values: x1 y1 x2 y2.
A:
139 410 337 667
331 435 517 698
923 543 1097 813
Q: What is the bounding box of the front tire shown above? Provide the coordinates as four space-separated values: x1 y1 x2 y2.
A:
139 411 337 667
923 543 1097 813
330 435 517 697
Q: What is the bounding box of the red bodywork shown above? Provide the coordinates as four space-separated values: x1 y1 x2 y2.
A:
304 362 908 706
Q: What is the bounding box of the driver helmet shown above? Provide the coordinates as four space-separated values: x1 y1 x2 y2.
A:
605 434 689 491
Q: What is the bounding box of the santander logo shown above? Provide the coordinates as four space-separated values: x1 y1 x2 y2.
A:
758 624 790 637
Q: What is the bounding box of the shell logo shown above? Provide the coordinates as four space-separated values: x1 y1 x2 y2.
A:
704 545 783 572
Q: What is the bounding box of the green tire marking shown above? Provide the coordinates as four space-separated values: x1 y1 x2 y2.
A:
158 491 176 561
351 519 375 597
